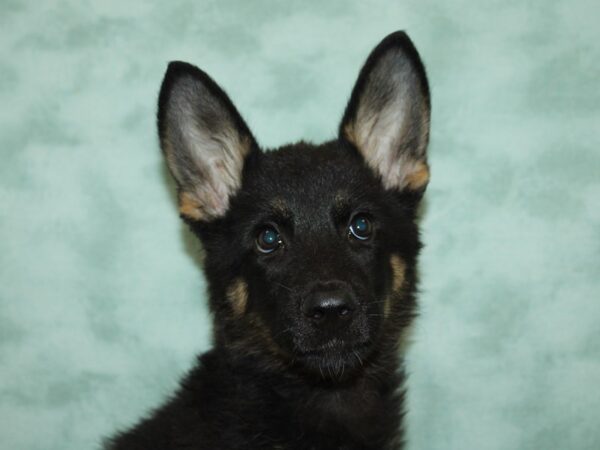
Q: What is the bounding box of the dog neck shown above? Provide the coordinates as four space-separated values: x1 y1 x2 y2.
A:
205 343 406 448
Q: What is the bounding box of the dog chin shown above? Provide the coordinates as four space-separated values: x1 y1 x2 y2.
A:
295 340 370 380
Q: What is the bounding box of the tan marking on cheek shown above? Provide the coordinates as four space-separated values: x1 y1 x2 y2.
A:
383 298 391 319
247 313 287 357
226 278 249 316
384 254 407 318
390 254 406 291
405 161 430 191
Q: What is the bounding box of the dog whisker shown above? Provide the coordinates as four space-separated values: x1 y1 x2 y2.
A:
353 350 364 367
274 282 294 293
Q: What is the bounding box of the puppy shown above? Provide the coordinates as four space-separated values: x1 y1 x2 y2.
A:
106 31 430 450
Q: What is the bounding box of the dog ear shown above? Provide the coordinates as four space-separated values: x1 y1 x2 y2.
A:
158 62 258 222
340 31 431 193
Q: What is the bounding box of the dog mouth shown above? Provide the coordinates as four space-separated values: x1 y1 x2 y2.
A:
294 339 371 378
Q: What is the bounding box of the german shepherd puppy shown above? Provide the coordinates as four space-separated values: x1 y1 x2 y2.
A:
106 31 430 450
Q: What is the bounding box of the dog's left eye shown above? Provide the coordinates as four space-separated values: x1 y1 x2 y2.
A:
348 215 372 241
256 226 282 254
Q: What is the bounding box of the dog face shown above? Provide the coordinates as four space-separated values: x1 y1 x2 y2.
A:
157 32 430 379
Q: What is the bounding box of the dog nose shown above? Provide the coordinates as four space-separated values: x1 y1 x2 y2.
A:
302 292 356 323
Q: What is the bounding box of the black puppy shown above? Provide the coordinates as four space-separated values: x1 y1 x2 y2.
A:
106 31 430 450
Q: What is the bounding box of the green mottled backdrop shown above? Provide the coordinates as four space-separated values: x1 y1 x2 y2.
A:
1 0 598 448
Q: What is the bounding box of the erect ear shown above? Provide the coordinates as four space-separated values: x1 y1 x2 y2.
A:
158 61 258 222
340 31 431 192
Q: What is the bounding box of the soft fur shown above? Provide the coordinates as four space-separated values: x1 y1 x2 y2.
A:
105 31 430 450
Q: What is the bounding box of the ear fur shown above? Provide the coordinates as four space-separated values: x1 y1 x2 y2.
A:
340 31 431 192
158 62 258 222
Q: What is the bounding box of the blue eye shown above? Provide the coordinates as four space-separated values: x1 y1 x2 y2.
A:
349 215 372 241
256 226 282 254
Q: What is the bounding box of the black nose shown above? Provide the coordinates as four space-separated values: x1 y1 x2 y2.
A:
302 291 357 323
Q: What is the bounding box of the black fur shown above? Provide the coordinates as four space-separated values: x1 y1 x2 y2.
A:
105 31 430 450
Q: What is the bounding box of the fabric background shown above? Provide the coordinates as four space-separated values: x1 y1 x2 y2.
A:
1 1 598 448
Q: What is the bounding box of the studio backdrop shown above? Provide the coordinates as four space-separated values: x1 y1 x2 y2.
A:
0 1 598 449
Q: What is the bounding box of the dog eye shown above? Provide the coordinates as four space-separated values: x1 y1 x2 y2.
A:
348 215 372 241
256 226 282 254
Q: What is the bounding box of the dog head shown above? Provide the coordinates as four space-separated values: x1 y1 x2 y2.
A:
157 32 430 380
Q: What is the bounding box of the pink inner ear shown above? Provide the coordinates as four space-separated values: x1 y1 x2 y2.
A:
343 120 429 192
341 43 430 192
170 125 252 221
160 68 256 222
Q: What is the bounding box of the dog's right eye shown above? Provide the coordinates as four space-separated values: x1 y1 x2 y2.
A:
256 226 282 254
348 214 373 241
